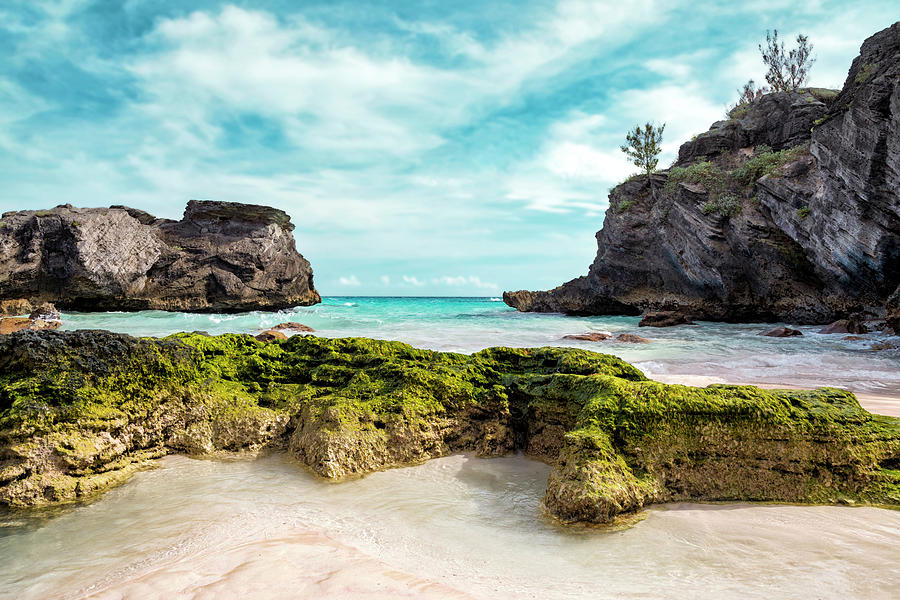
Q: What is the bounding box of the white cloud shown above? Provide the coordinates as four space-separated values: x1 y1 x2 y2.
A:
380 275 390 285
431 275 499 290
338 275 361 286
402 275 426 287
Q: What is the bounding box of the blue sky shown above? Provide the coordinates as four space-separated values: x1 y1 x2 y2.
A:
1 1 894 296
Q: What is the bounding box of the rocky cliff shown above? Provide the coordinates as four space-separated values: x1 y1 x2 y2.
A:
0 200 320 312
505 22 900 326
1 330 898 524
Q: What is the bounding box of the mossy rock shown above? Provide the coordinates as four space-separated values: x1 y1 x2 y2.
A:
1 330 898 524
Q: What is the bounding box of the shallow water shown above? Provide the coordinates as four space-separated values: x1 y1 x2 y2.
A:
59 296 900 396
1 454 898 600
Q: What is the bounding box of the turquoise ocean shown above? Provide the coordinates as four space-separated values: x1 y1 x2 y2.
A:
58 296 900 396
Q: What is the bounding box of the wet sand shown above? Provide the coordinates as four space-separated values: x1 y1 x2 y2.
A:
4 451 899 600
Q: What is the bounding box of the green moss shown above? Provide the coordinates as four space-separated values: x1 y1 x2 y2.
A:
615 199 636 213
797 206 811 219
2 331 898 522
701 195 742 218
663 161 731 199
855 62 878 84
732 145 809 185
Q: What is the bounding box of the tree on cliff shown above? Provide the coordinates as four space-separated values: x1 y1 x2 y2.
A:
621 122 665 196
759 30 815 91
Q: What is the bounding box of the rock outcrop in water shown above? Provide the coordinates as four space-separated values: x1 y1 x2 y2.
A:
0 200 320 312
505 22 900 327
1 330 897 524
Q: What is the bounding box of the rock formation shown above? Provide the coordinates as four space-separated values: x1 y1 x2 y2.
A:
0 200 320 312
1 330 897 524
505 23 900 327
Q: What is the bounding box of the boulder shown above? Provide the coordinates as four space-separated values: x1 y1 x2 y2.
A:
272 322 315 332
615 333 650 343
760 326 803 337
888 285 900 334
0 200 320 312
562 332 612 341
29 302 60 322
638 311 694 328
0 299 32 316
819 319 868 335
255 330 288 342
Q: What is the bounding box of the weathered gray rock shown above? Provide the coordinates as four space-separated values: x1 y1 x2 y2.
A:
677 89 830 165
0 200 320 312
819 319 868 335
639 311 695 328
505 23 899 325
760 326 803 337
888 285 900 333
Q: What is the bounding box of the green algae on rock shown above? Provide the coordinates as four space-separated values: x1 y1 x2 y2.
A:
1 330 898 523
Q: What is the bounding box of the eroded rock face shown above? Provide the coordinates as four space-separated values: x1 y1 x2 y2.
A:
0 200 320 312
1 330 897 524
888 285 900 333
505 23 900 325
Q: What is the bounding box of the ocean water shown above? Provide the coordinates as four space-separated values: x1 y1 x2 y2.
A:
4 297 900 599
2 453 898 600
58 296 900 396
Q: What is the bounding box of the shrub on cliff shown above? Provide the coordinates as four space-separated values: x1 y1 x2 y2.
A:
620 123 665 183
760 29 815 91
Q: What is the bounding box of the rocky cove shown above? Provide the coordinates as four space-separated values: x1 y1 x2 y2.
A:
1 11 899 600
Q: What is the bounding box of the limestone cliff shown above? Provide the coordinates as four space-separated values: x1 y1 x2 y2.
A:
505 22 900 326
0 200 320 312
1 330 897 524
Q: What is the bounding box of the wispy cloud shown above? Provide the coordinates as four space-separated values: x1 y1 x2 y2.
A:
0 0 890 295
338 275 361 286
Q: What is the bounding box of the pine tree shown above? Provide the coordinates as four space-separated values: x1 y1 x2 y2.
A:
759 30 815 92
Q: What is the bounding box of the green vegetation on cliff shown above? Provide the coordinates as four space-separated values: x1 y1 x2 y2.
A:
1 330 898 524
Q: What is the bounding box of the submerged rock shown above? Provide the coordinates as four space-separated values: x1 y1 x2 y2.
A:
819 319 868 334
615 333 650 343
760 326 803 337
0 330 897 524
504 23 900 325
272 322 315 332
638 311 694 328
255 330 288 342
0 200 320 312
563 332 612 341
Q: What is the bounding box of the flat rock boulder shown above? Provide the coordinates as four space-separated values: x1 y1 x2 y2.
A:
638 311 695 328
0 200 320 312
615 333 650 343
255 330 288 342
563 332 611 341
272 322 315 332
819 319 868 334
760 326 803 337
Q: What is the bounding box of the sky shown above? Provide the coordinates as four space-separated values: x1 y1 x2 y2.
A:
1 1 895 296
